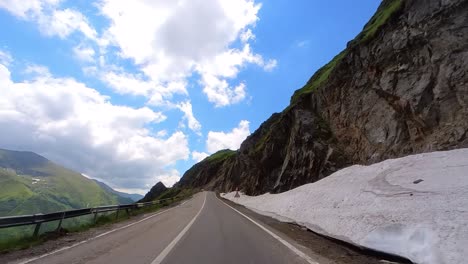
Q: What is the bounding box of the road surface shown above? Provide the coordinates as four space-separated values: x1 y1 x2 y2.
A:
14 192 315 264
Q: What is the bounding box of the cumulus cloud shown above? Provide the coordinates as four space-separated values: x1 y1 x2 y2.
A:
0 0 277 108
0 0 59 18
0 50 12 65
177 101 202 135
43 8 97 39
190 120 250 162
98 0 274 107
73 44 95 62
0 0 97 39
0 59 189 193
157 169 182 187
206 120 251 153
201 75 247 108
100 71 187 107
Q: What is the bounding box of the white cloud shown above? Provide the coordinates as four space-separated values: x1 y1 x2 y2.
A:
100 71 187 107
296 40 310 48
0 0 97 39
263 59 278 72
192 151 209 162
1 0 276 108
97 0 273 107
42 8 97 39
157 169 181 187
202 75 247 107
0 59 190 190
240 29 255 43
0 50 12 66
73 44 96 63
24 64 52 77
177 101 202 135
156 130 168 138
206 120 250 153
0 0 60 18
191 120 249 162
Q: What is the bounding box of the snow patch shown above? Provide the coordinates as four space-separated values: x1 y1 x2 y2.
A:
31 178 41 184
222 149 468 264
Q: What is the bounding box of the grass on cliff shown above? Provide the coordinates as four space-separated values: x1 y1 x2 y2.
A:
290 0 403 104
353 0 403 44
290 50 347 103
204 149 236 163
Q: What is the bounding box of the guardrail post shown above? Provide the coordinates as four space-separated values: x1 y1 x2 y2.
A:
125 208 130 217
33 223 42 238
93 210 98 224
115 209 120 220
56 212 66 232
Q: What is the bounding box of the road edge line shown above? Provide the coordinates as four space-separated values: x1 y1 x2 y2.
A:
151 192 207 264
16 199 192 264
216 195 319 264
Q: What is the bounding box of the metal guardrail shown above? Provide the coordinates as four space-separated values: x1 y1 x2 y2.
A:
0 198 175 237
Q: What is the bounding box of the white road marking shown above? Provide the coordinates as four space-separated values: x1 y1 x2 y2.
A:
16 199 192 264
216 195 319 264
151 192 207 264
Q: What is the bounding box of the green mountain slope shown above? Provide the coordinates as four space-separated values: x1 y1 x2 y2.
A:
0 149 122 217
93 179 140 203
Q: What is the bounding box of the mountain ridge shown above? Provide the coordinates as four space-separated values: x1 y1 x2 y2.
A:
139 182 167 203
0 148 125 216
92 179 141 203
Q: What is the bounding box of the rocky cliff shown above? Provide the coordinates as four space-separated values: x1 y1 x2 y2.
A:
139 182 167 202
176 0 468 195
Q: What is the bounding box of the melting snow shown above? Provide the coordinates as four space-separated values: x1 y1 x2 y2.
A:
222 149 468 264
31 178 41 184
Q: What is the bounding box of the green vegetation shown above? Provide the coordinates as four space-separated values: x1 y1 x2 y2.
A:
353 0 403 44
0 149 124 217
157 187 196 201
0 149 131 248
290 0 403 104
0 190 195 253
291 50 347 104
204 149 236 163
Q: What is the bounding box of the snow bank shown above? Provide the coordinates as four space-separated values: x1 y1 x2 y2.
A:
222 149 468 264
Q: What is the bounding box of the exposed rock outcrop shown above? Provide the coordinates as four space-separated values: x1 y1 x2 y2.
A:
139 182 167 202
176 0 468 195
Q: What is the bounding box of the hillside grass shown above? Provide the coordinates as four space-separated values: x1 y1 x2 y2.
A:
204 149 236 163
353 0 403 44
0 150 127 251
290 50 347 104
290 0 403 104
0 161 121 216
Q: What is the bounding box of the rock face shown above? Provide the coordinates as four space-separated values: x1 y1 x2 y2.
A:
176 0 468 195
139 182 167 202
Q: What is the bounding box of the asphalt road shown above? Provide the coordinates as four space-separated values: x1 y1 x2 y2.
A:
15 192 315 264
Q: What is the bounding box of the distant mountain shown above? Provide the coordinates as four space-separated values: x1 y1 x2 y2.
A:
0 148 123 216
139 182 167 202
93 179 142 203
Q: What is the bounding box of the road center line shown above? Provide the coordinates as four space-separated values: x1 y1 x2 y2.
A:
17 199 192 264
151 192 207 264
216 195 319 264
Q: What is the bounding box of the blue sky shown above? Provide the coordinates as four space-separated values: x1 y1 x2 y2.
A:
0 0 380 194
